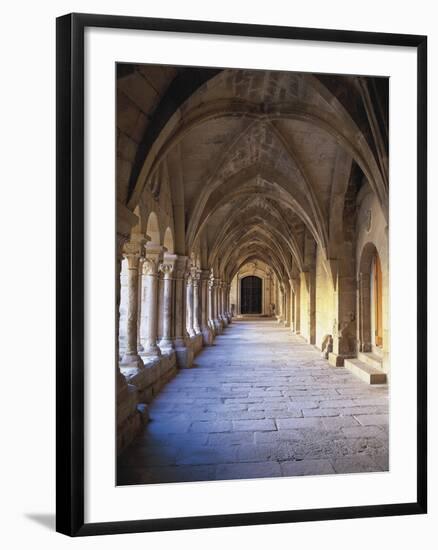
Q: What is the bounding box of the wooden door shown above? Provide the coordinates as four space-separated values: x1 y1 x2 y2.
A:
240 276 262 314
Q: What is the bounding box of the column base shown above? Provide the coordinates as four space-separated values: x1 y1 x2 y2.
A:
140 344 162 358
220 315 229 326
213 320 223 333
202 327 214 345
328 352 354 367
175 345 194 368
158 338 174 353
120 353 144 369
190 333 203 355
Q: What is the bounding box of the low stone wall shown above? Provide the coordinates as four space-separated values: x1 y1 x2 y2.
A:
190 334 203 355
117 381 147 454
117 337 206 454
122 351 178 404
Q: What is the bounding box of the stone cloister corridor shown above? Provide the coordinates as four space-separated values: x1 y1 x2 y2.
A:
118 319 388 484
116 64 389 481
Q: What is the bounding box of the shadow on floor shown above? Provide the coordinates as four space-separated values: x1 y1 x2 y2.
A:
25 513 56 531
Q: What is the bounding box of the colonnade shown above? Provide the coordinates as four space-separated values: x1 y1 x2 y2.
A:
119 240 233 371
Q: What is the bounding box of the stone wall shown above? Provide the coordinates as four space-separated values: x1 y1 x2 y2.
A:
356 184 389 375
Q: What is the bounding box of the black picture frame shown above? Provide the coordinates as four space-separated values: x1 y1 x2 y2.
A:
56 12 427 537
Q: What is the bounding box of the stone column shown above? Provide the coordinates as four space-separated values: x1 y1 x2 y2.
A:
121 239 146 368
220 282 229 325
213 278 223 333
192 268 202 335
118 260 128 356
329 253 357 367
217 279 224 327
282 289 285 323
157 269 165 343
308 269 316 344
224 282 232 323
277 285 285 324
223 283 229 322
174 256 194 368
303 229 316 344
137 257 145 352
140 244 164 358
217 281 223 323
292 276 301 334
186 272 196 337
219 281 225 327
139 270 148 350
158 254 177 351
116 234 127 369
289 279 295 332
200 269 214 344
208 275 216 334
284 285 291 327
116 203 149 453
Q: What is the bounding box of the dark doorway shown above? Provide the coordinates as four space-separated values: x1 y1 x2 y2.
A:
240 276 262 314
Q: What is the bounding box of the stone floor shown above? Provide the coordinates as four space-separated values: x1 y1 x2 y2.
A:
117 319 389 485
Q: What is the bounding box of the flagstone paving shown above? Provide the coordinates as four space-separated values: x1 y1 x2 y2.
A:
117 319 389 485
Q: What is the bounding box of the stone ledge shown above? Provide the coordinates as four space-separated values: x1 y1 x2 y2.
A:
344 358 387 385
357 351 383 370
190 333 203 355
120 352 178 403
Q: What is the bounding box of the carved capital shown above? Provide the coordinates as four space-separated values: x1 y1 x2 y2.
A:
123 238 146 269
190 267 201 286
123 238 144 256
143 257 160 276
159 253 177 278
159 263 174 277
142 243 165 275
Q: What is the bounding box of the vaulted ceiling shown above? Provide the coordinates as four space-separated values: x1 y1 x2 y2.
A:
117 65 388 282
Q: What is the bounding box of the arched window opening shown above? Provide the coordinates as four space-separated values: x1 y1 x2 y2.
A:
163 227 174 253
146 211 160 245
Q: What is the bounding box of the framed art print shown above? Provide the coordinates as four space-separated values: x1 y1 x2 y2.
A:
56 13 427 536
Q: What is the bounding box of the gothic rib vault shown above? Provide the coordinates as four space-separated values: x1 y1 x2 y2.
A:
116 65 389 458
